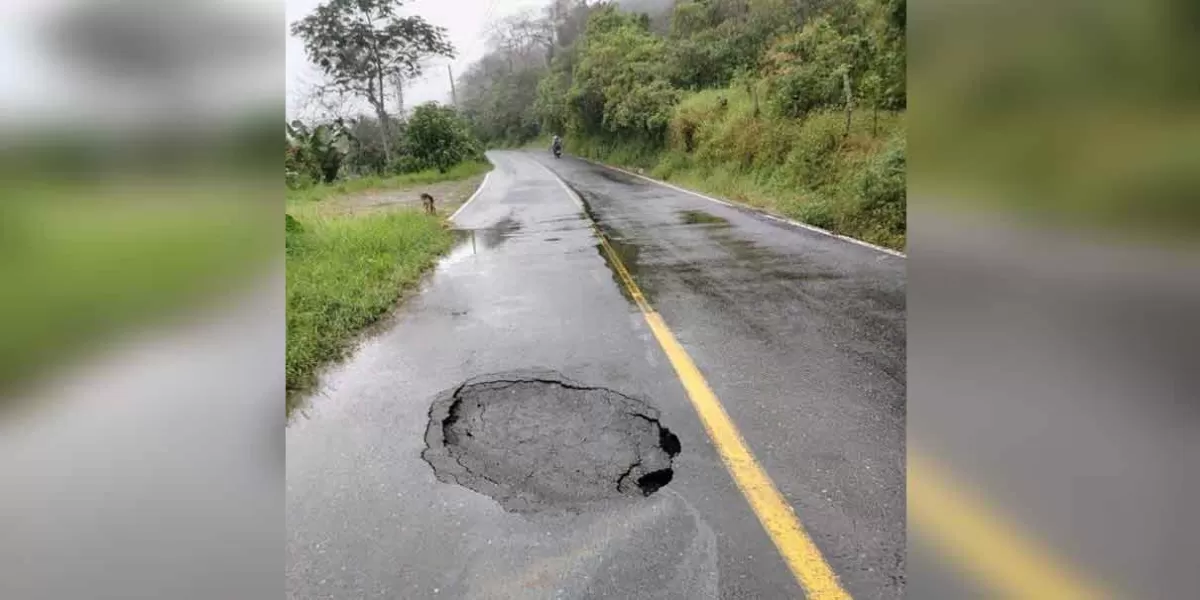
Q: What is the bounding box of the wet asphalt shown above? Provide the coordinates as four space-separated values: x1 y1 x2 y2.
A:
286 150 906 599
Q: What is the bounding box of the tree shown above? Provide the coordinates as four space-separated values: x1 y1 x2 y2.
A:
763 16 870 118
545 0 593 52
342 116 398 175
405 104 479 173
859 71 884 136
463 0 906 154
488 11 555 69
875 0 907 109
291 0 455 165
536 67 573 136
564 7 679 143
457 12 554 147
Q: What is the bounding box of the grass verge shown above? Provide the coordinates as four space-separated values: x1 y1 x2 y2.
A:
287 161 492 205
286 209 454 411
1 181 273 405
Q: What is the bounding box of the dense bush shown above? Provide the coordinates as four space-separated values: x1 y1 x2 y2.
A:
783 111 846 188
535 69 572 138
404 103 481 173
567 7 679 143
764 17 870 118
856 133 906 234
341 117 398 177
286 101 482 191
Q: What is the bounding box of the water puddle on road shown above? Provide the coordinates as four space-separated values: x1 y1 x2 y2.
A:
678 209 730 227
594 231 646 305
443 218 523 266
575 191 656 307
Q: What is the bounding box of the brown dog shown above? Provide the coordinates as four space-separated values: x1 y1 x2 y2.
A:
420 193 436 215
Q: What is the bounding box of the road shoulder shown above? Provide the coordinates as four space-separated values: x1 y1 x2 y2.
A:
574 155 906 258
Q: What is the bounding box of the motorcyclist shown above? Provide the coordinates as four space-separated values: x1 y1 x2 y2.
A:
552 134 563 156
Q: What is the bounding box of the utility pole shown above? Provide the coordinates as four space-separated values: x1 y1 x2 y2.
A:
392 73 405 118
448 64 458 106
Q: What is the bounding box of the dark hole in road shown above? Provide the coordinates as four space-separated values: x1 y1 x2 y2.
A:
422 370 681 512
678 210 729 226
636 469 674 495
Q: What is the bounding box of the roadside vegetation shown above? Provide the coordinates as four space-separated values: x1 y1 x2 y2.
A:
285 109 485 409
287 161 491 207
0 0 284 408
1 183 271 403
913 2 1199 236
285 206 454 408
285 157 484 408
287 0 490 410
457 0 906 250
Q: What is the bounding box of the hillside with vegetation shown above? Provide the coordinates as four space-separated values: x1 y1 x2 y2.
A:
458 0 906 249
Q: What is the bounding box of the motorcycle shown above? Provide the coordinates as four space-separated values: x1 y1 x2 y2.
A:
553 145 562 159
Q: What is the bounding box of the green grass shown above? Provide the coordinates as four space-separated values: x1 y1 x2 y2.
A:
568 85 907 251
286 196 456 413
0 183 273 403
287 161 492 205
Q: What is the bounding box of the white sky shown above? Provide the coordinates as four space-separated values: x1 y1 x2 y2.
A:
0 0 280 127
287 0 551 119
0 0 548 125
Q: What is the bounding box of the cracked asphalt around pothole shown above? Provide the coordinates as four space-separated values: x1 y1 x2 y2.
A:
286 151 906 599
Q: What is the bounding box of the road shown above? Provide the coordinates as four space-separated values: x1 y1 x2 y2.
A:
286 150 906 599
905 211 1200 599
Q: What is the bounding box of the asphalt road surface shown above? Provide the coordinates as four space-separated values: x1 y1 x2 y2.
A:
286 150 906 599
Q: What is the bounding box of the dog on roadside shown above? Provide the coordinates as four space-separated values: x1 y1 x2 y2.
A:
420 193 436 215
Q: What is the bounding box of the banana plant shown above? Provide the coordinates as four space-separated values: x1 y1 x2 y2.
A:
286 119 352 184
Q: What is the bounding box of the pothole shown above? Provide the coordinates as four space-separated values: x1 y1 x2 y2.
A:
422 370 681 512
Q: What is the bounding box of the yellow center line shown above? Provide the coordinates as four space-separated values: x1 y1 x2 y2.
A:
590 218 851 599
543 162 1113 599
908 450 1114 599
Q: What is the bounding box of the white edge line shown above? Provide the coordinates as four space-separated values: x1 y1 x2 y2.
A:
449 170 494 222
578 157 906 259
535 161 586 211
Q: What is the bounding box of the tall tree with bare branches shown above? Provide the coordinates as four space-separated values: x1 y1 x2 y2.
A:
291 0 454 165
